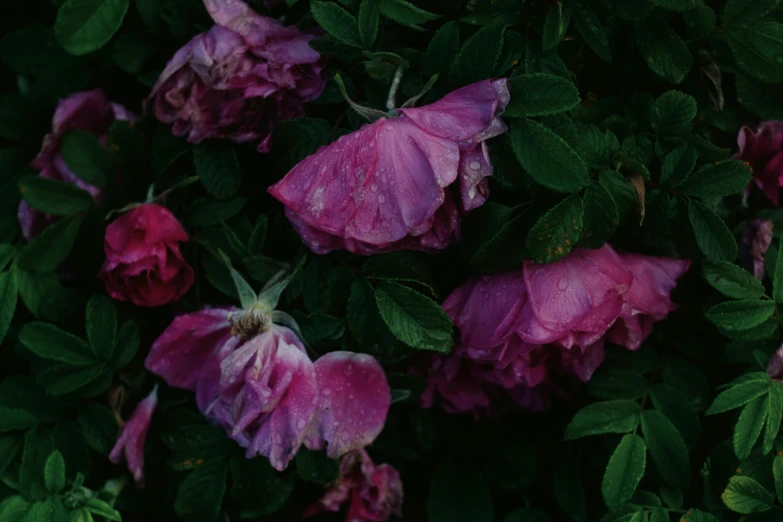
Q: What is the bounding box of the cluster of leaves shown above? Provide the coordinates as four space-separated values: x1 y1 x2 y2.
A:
2 0 783 520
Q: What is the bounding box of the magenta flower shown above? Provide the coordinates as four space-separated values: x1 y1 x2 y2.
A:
109 385 158 486
18 89 133 241
268 79 510 255
417 244 690 416
736 121 783 205
767 346 783 381
303 449 403 522
741 219 773 281
98 203 195 308
146 308 391 470
147 0 326 151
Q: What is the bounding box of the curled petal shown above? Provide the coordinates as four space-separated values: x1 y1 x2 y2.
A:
109 386 158 486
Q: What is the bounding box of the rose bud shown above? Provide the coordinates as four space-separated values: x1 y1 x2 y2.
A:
99 203 195 307
303 449 403 522
740 219 773 281
109 385 158 486
18 89 134 240
147 0 326 151
268 79 510 255
736 121 783 205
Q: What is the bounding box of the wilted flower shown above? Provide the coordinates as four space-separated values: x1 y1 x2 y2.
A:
741 219 773 281
18 89 133 241
148 0 326 151
109 385 158 486
418 244 690 416
303 449 403 522
736 121 783 205
268 79 510 255
99 203 195 307
146 305 391 471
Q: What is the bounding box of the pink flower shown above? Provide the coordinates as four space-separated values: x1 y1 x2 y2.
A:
767 346 783 381
417 245 689 416
303 449 403 522
146 308 391 470
268 79 510 255
736 121 783 205
147 0 326 151
99 203 195 307
109 386 158 486
18 89 133 241
741 219 773 281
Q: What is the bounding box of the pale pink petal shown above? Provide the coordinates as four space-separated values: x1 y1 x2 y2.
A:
458 144 493 212
767 346 783 381
109 386 158 486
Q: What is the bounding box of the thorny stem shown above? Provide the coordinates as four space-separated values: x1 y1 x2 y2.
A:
386 65 405 112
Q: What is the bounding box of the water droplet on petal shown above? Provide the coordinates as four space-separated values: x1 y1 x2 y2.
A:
371 183 379 193
343 363 354 376
557 277 569 291
378 193 386 204
469 160 482 171
322 387 332 396
297 418 307 430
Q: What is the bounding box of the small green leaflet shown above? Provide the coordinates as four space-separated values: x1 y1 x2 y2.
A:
706 378 769 415
683 510 720 522
310 1 361 46
526 194 584 264
358 0 380 48
660 144 697 190
174 459 230 519
449 22 505 88
571 0 611 62
0 270 17 346
635 17 693 84
428 459 494 522
43 450 66 494
60 129 113 188
17 217 81 273
585 370 649 400
641 410 690 488
85 294 117 361
505 74 580 118
677 160 753 198
193 141 242 198
601 434 646 510
774 455 783 503
374 282 453 352
378 0 439 31
688 200 738 262
542 4 571 50
722 475 775 514
552 450 587 522
705 299 775 331
727 22 783 84
652 91 697 134
565 400 640 440
18 176 93 216
650 0 698 12
54 0 130 56
764 383 783 453
581 182 619 248
19 322 94 366
723 0 783 26
702 260 765 300
733 394 766 460
424 21 459 77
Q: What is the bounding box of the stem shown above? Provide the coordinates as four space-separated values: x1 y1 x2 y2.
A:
386 65 405 112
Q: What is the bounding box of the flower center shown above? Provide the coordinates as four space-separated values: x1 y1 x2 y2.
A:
229 305 272 340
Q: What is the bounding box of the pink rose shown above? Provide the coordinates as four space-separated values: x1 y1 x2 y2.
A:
736 121 783 205
99 203 195 307
146 308 391 471
18 89 134 241
109 386 158 486
303 449 403 522
268 79 510 255
147 0 326 151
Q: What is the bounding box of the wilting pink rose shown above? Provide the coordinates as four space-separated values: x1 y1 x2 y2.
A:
109 385 158 486
304 449 403 522
18 89 133 241
148 0 326 151
767 346 783 381
417 244 689 416
741 219 773 281
268 79 510 255
736 121 783 205
146 309 391 470
99 203 195 307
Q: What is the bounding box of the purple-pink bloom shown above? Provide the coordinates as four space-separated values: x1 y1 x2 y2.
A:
147 0 326 151
18 89 133 241
303 449 403 522
741 219 773 281
417 244 690 416
145 308 391 470
268 79 510 255
109 385 158 486
767 346 783 381
736 121 783 206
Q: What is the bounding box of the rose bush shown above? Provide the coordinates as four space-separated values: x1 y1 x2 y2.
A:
3 0 783 521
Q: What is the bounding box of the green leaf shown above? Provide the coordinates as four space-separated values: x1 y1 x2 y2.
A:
0 435 22 476
424 21 459 77
40 364 106 396
469 209 531 273
764 383 783 453
511 119 589 193
635 17 693 84
678 160 753 198
0 270 17 346
582 182 619 248
722 475 775 514
526 194 584 263
728 22 783 84
449 22 505 87
586 370 649 400
641 410 691 488
572 0 611 62
60 129 112 188
702 260 766 300
18 176 92 216
652 91 697 135
19 322 94 365
187 197 247 227
650 0 698 12
602 434 646 510
374 282 453 352
358 0 380 47
85 294 116 362
688 200 738 262
504 508 551 522
737 73 783 120
0 496 31 521
20 426 54 502
774 455 783 503
362 252 436 295
543 4 571 50
193 141 241 198
14 267 60 317
43 451 65 494
682 510 719 522
310 1 361 46
772 244 783 303
565 400 641 440
660 144 698 190
175 459 229 519
0 406 38 432
17 217 81 273
295 448 339 485
83 498 121 521
378 0 439 30
428 459 493 522
77 404 116 456
272 118 333 171
650 384 701 444
705 299 776 331
111 320 139 369
553 450 587 522
54 0 130 55
505 74 580 118
230 455 295 518
724 0 782 25
706 378 770 414
733 394 767 460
